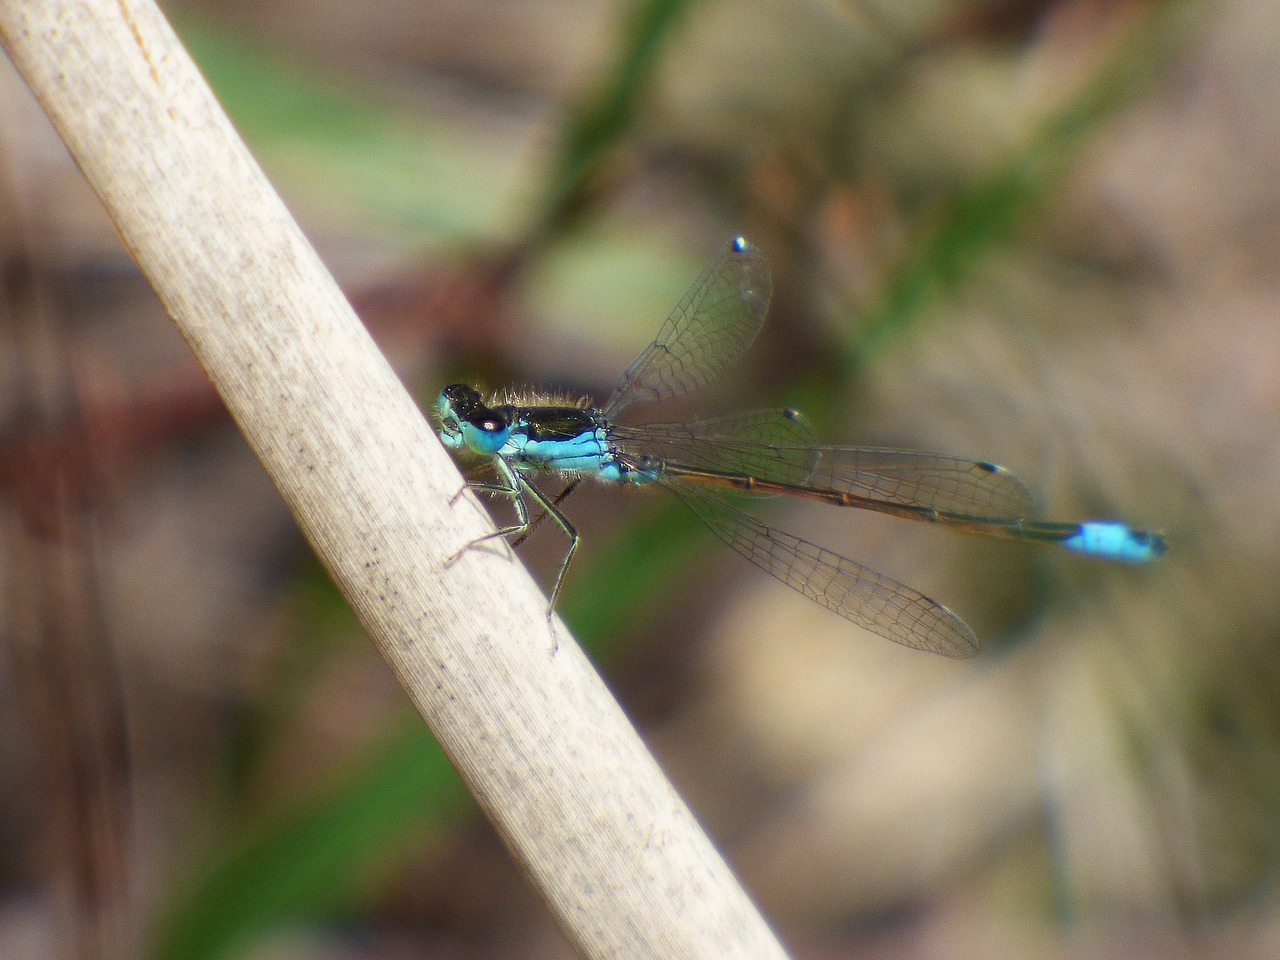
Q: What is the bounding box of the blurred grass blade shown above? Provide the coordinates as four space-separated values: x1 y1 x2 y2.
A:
177 19 527 243
539 0 695 230
146 725 468 960
850 0 1206 360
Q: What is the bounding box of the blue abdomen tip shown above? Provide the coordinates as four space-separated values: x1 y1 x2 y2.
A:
1063 521 1166 563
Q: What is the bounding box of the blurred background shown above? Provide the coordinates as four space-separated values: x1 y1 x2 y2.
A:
0 0 1276 957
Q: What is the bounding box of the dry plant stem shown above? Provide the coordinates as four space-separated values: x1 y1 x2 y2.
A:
0 2 790 958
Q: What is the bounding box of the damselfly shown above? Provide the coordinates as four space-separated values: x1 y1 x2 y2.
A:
436 237 1165 656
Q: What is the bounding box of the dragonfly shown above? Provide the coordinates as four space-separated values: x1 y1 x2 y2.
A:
436 237 1166 656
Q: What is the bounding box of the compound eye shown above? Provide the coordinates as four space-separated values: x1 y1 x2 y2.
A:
463 412 510 455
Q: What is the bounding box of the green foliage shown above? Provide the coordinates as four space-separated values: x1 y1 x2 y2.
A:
146 724 466 960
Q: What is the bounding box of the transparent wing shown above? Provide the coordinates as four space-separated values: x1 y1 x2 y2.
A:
610 409 818 486
804 446 1036 519
602 238 771 419
614 407 1036 520
667 481 977 657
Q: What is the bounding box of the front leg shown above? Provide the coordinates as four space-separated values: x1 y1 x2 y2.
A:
445 458 532 565
450 461 521 506
446 460 579 645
